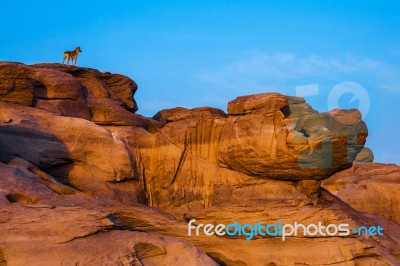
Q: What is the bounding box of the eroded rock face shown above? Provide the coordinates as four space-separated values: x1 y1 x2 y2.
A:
0 62 142 125
150 93 367 182
0 62 36 106
322 162 400 224
0 161 215 265
123 92 367 216
1 62 397 265
0 156 399 265
219 94 367 180
0 102 144 203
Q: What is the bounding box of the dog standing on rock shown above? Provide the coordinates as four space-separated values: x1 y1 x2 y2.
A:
62 46 82 65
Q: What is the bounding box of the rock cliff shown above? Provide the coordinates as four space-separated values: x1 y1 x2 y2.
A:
0 62 399 265
323 162 400 224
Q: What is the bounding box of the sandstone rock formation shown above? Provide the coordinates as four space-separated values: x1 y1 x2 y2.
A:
0 62 142 125
111 92 367 216
1 155 399 265
323 162 400 224
0 102 145 203
355 147 374 162
0 157 216 265
0 62 399 265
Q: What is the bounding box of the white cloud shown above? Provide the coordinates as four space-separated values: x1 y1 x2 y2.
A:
197 51 400 94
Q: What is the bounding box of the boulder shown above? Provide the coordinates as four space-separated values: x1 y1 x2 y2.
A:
355 147 374 162
153 106 227 125
227 92 288 115
101 72 138 111
219 94 368 181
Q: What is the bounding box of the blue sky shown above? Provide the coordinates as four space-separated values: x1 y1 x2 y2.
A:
1 1 399 164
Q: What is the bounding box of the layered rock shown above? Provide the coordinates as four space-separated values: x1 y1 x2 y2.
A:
0 103 146 203
1 155 399 265
110 92 367 216
0 63 36 106
0 157 216 265
322 162 400 224
0 62 398 265
0 62 142 125
220 94 367 180
0 63 369 208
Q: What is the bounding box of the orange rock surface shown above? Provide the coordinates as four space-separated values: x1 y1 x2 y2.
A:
0 62 398 265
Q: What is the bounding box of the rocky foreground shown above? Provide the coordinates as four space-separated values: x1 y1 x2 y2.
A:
0 62 399 265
